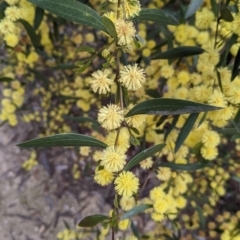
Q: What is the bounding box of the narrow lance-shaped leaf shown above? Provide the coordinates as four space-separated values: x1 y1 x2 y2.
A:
121 204 152 220
34 6 44 30
63 116 100 131
133 9 178 26
185 0 204 19
0 77 14 82
217 128 237 135
17 133 107 148
125 98 221 117
231 47 240 81
78 214 109 227
76 45 95 53
19 19 41 48
124 143 165 171
159 161 209 171
220 8 234 22
164 115 179 141
174 113 199 153
152 46 204 60
102 16 117 42
27 0 107 32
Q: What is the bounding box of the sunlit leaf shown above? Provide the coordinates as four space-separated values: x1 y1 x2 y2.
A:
175 113 199 153
152 46 204 60
17 133 107 148
125 98 221 117
27 0 107 32
133 9 178 26
121 204 152 220
124 143 165 171
78 214 109 227
185 0 204 19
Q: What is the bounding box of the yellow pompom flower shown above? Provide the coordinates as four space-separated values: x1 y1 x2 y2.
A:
139 157 153 169
98 104 124 130
0 19 15 35
161 64 174 79
114 171 139 197
208 90 227 107
178 70 190 85
120 196 136 211
227 87 240 104
195 8 215 29
156 167 171 181
105 127 130 152
149 186 165 201
94 168 114 186
118 219 130 230
5 6 21 21
119 64 145 91
122 0 141 18
115 19 136 46
125 103 146 127
202 130 220 147
101 146 126 172
90 69 113 94
201 146 218 160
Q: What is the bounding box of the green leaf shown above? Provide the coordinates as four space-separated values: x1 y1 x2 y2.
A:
124 143 165 171
63 116 100 131
125 98 221 117
0 77 14 82
28 68 49 87
19 19 41 48
185 0 204 19
102 16 117 42
53 63 77 69
17 133 107 148
34 6 44 30
131 221 140 239
159 161 209 171
232 175 240 184
121 204 152 220
217 128 237 135
231 47 240 81
76 45 95 53
133 9 178 26
152 46 204 60
27 0 107 32
0 1 8 20
164 115 179 141
195 205 206 230
77 61 91 73
78 214 109 227
220 8 234 22
175 113 199 153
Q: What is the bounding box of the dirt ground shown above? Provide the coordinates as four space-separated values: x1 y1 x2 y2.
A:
0 122 110 240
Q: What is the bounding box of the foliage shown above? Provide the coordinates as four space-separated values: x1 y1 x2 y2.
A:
1 0 240 239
